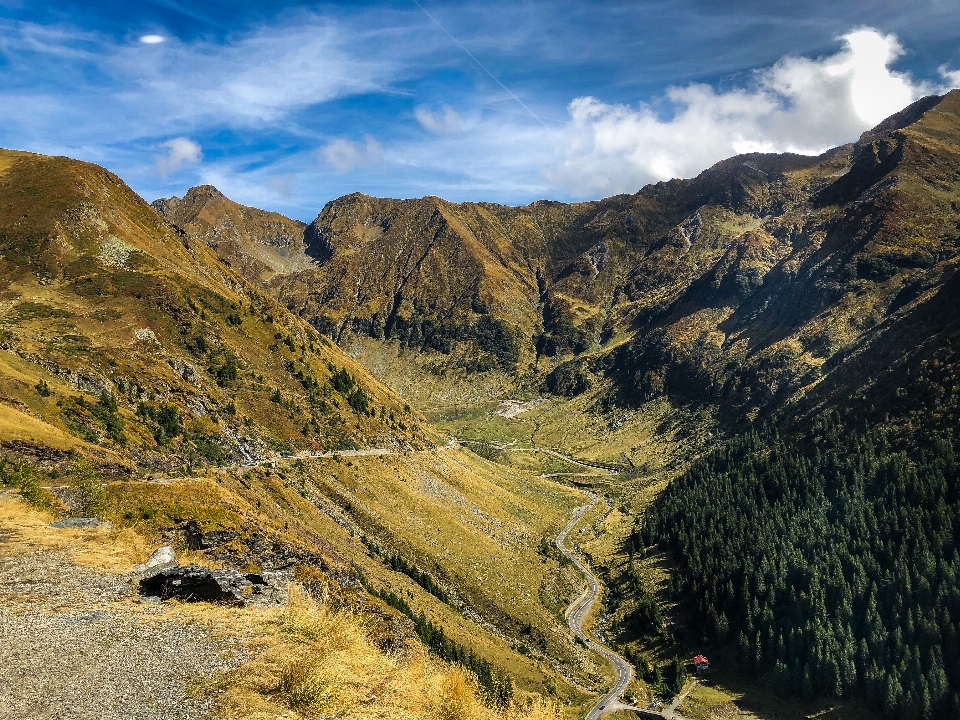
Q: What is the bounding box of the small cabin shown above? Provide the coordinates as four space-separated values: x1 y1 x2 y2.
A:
693 655 710 673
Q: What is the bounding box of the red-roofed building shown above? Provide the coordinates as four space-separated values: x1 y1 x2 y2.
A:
693 655 710 673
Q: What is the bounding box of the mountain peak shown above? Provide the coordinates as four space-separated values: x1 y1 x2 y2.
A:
152 185 309 282
856 92 945 147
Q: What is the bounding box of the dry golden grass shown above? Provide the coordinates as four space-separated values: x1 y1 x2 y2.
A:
0 493 221 573
190 587 563 720
0 494 151 570
0 492 562 720
0 403 88 451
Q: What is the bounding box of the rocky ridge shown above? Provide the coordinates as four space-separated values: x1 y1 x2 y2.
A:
167 91 960 434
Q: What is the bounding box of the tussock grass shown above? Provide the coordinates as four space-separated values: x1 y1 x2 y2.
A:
203 587 562 720
0 495 156 571
0 492 561 719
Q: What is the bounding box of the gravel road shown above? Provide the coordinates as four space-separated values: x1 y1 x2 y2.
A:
0 517 243 720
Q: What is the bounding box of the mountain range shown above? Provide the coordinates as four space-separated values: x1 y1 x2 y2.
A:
156 90 960 437
3 89 960 720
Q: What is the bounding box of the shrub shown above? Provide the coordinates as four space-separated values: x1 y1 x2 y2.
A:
330 368 354 394
71 459 107 519
92 390 126 444
348 386 369 414
0 457 51 508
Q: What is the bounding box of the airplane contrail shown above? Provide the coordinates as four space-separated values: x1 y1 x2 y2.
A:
411 0 550 130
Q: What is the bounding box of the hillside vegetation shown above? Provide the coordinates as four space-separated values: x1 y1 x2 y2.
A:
0 148 603 716
0 149 427 475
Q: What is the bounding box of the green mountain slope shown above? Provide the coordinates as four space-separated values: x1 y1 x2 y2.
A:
239 92 959 439
0 149 610 715
152 184 311 283
0 149 427 472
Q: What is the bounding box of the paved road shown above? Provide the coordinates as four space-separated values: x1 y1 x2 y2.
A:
556 493 696 719
556 492 647 719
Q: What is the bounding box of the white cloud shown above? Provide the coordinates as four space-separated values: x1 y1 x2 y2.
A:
157 137 202 176
941 65 960 91
320 135 385 172
123 21 393 125
549 28 946 197
414 104 465 135
139 35 165 44
268 175 295 198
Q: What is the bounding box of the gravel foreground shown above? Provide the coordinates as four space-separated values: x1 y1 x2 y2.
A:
0 521 243 720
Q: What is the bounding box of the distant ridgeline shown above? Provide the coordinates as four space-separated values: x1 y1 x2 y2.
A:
642 409 960 717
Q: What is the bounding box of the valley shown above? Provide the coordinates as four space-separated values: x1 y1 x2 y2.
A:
1 89 960 720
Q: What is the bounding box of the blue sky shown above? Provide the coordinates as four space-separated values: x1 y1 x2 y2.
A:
1 1 959 220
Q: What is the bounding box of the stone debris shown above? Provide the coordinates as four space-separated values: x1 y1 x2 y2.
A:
49 517 112 530
0 536 244 720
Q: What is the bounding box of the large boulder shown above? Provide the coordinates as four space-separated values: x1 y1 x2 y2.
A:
139 564 291 606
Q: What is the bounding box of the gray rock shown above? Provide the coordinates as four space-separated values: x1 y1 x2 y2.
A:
139 565 292 606
133 546 178 578
50 518 112 530
146 546 177 569
181 519 237 551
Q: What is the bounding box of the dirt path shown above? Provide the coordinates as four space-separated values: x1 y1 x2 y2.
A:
453 437 621 474
0 496 243 720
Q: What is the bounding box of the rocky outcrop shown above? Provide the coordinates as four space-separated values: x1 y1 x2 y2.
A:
134 543 292 606
152 185 309 281
181 519 238 551
139 563 292 606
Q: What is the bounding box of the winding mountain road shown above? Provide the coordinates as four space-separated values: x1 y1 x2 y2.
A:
556 492 651 719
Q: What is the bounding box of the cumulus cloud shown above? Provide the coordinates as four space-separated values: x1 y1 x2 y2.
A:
549 28 954 197
320 135 385 172
157 137 202 176
414 104 465 135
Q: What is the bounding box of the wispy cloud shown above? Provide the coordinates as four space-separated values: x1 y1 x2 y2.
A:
0 13 401 144
157 137 201 176
548 28 958 197
1 4 959 217
414 104 465 135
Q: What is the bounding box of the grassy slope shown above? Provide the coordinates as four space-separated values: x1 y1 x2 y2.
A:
0 149 427 469
0 149 613 715
98 447 599 711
